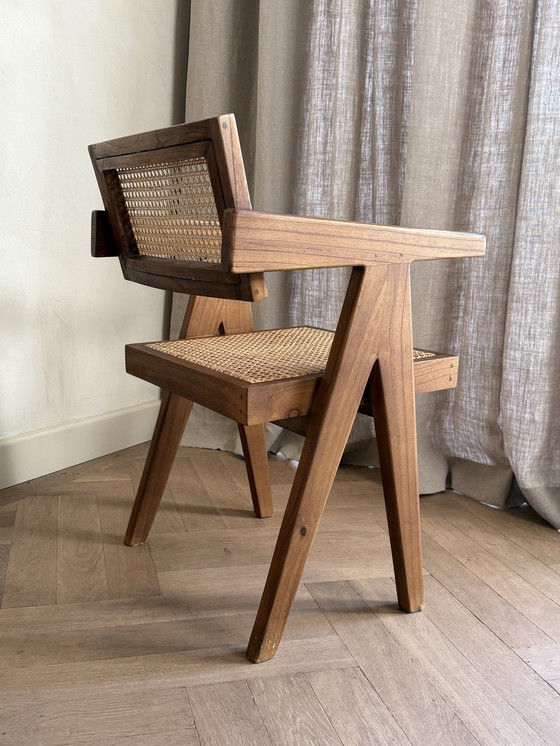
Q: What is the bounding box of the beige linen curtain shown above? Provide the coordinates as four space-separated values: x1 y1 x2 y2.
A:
175 0 560 528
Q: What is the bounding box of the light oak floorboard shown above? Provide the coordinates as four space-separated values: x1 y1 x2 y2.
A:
248 672 342 745
421 511 560 642
0 448 559 745
2 495 58 608
307 579 479 745
515 643 560 695
188 680 273 746
128 456 187 536
423 494 560 605
97 486 160 599
354 576 550 745
450 494 560 565
0 544 9 604
306 667 411 745
0 685 197 746
422 576 560 743
56 493 109 604
421 532 553 648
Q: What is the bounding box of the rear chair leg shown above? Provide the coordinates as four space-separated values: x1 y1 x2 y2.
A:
370 267 424 612
238 424 273 518
125 391 193 545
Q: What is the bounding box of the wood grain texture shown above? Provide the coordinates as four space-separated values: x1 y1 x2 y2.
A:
0 686 197 746
421 531 553 648
224 208 486 272
1 449 559 744
98 487 161 599
307 579 479 746
248 673 342 745
0 545 9 604
2 496 58 608
89 114 266 301
421 508 560 642
423 577 560 744
425 494 560 605
247 267 390 661
370 264 423 612
306 667 411 745
188 680 273 746
125 295 259 545
56 494 109 604
515 643 560 695
356 576 548 746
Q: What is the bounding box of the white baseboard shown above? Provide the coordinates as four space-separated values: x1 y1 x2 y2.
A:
0 400 160 490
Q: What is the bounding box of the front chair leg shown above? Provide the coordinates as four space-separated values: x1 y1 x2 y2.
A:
125 391 193 545
247 265 388 662
238 424 273 518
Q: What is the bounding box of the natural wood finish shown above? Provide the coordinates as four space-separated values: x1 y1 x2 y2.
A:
91 210 118 257
248 673 342 744
125 295 271 545
247 266 390 662
354 577 547 745
237 425 273 518
369 264 422 613
224 208 486 272
126 343 321 426
424 577 560 742
1 448 559 744
90 113 486 663
90 114 267 301
307 579 479 745
421 508 560 642
306 667 411 745
0 686 198 746
57 494 109 604
2 496 58 608
411 351 458 393
188 681 274 745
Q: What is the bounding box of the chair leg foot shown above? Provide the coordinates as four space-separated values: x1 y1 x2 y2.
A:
238 424 273 518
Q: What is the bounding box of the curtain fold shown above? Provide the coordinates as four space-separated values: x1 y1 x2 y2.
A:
175 0 560 528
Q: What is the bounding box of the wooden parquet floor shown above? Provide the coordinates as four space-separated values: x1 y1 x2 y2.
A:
0 443 559 745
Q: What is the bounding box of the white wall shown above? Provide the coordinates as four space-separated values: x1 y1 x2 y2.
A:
0 1 182 487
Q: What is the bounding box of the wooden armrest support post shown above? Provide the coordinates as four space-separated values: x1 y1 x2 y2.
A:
223 209 486 273
91 210 119 257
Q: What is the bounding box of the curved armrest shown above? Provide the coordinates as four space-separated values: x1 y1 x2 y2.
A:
223 208 486 272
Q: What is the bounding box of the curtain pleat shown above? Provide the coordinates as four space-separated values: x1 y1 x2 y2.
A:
176 0 560 527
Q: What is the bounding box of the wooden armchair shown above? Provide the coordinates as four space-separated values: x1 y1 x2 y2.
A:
89 114 485 663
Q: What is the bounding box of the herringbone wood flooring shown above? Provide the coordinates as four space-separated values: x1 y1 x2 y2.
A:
0 444 559 745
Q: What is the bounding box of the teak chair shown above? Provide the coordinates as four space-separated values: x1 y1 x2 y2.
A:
89 114 485 663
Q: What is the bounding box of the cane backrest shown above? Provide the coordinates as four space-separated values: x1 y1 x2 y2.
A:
89 115 266 301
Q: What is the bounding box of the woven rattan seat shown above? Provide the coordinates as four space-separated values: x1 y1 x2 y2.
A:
144 327 436 384
90 113 485 663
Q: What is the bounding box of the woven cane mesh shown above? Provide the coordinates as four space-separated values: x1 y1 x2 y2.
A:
147 327 334 384
146 327 436 384
115 157 222 262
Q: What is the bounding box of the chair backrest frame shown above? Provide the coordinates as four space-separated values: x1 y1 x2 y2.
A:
89 114 267 302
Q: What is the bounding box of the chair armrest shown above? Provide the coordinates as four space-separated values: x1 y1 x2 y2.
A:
91 210 119 257
222 208 486 272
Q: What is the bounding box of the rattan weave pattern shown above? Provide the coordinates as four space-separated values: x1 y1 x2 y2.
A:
146 327 436 384
115 157 222 262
